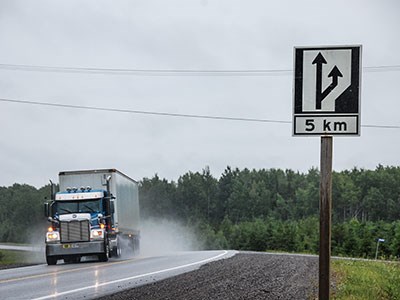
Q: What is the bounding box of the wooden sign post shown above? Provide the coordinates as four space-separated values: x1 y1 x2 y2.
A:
319 136 333 299
293 45 361 299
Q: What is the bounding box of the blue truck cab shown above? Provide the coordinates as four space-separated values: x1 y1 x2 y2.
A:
44 169 140 265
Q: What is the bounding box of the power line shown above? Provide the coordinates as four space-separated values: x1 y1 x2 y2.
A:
0 97 290 124
1 97 399 129
0 63 291 76
0 63 399 76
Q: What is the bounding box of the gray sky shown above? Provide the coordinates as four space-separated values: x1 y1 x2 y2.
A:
0 0 399 187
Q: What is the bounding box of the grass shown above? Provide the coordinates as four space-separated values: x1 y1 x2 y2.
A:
0 249 25 265
332 259 400 300
0 249 43 266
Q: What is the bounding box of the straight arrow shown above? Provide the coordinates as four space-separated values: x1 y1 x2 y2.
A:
312 53 327 110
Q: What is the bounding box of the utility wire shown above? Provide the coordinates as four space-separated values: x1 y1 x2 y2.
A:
1 97 399 129
0 63 291 76
0 63 399 76
0 97 290 124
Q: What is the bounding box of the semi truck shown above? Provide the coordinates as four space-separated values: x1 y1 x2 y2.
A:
44 169 140 265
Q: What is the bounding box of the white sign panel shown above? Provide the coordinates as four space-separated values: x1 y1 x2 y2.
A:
293 45 361 136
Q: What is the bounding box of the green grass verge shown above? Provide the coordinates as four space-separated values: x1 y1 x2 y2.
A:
332 259 400 300
0 249 24 265
0 249 43 266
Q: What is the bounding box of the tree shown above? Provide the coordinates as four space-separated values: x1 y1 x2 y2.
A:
175 167 218 223
139 175 177 218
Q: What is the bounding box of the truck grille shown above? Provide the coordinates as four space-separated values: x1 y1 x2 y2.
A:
60 220 90 242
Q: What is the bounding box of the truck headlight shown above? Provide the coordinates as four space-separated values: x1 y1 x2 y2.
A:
46 231 60 242
90 229 104 240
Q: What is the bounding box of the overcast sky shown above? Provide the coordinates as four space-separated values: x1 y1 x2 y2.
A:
0 0 399 187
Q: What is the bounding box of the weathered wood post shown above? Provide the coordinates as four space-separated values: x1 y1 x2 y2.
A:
319 136 333 299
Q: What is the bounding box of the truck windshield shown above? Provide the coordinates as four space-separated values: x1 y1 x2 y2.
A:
56 199 102 214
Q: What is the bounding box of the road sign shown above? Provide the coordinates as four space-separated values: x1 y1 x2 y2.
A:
293 45 362 136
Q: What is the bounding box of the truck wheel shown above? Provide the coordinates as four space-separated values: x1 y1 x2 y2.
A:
98 253 108 262
46 256 57 265
116 239 122 257
99 242 109 262
111 237 122 258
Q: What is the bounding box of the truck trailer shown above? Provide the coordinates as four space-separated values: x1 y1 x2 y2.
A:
44 169 140 265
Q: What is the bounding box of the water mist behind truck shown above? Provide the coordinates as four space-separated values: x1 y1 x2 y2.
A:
44 169 140 265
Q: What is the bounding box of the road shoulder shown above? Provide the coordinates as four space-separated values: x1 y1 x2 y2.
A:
96 252 318 300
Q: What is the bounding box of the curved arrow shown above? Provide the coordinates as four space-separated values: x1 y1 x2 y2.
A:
321 65 343 101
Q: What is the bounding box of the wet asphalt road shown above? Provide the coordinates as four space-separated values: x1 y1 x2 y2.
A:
0 250 235 300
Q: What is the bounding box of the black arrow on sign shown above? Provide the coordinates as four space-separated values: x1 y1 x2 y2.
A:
312 52 327 110
321 66 343 102
312 52 343 110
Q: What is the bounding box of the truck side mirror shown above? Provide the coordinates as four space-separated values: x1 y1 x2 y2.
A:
44 202 50 217
110 200 115 214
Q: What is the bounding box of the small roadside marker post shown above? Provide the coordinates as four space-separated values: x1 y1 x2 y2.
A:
375 238 385 260
293 45 362 299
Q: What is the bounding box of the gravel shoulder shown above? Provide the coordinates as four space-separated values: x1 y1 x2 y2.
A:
97 252 318 300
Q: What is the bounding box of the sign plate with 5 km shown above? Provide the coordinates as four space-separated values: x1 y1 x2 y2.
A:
293 45 362 136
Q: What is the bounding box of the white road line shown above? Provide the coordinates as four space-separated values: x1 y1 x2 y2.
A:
32 250 229 300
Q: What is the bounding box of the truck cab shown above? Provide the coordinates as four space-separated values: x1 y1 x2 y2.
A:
45 188 116 265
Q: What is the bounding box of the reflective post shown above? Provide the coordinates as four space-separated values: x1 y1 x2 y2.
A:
375 238 385 260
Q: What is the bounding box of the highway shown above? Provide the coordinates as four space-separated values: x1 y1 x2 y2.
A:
0 250 235 300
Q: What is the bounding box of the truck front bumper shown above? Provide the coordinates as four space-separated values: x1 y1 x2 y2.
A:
46 240 105 256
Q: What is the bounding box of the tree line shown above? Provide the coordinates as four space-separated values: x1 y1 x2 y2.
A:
0 165 399 259
140 165 400 224
140 165 400 258
0 184 49 243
